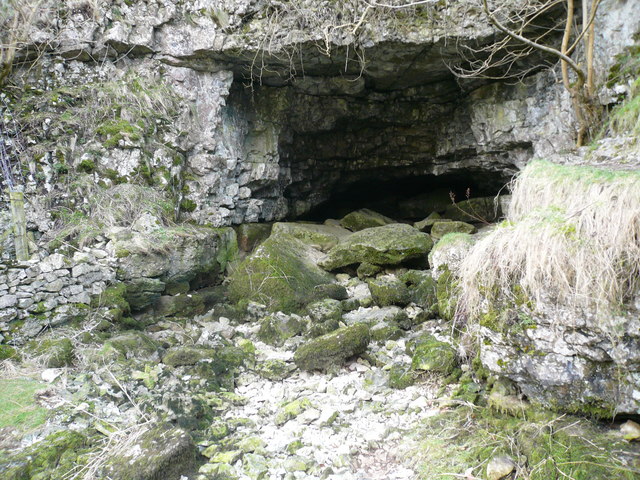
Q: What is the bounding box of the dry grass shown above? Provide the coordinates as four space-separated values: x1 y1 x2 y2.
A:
45 179 175 249
458 159 640 318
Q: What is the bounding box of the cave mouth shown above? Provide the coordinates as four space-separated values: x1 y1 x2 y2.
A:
296 170 511 223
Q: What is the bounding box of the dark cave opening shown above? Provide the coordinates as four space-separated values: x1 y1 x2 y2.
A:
296 169 511 222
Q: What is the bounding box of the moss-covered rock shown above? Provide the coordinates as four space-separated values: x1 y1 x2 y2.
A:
367 275 411 307
275 398 313 425
430 220 477 240
153 293 205 318
162 346 216 366
28 338 74 368
0 430 87 480
436 266 459 321
428 232 475 280
339 208 395 232
414 212 447 232
227 234 334 313
235 222 273 252
255 359 297 381
257 313 306 346
356 262 383 279
101 331 160 360
388 364 416 389
443 196 502 223
310 283 348 301
102 424 196 480
410 334 456 374
400 270 438 316
294 324 370 371
370 322 404 342
271 222 351 252
321 224 433 270
91 282 130 322
307 299 343 323
124 277 166 311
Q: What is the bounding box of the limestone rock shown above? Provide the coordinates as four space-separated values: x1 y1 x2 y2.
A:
339 209 396 232
486 455 516 480
400 270 438 316
124 277 166 311
102 331 160 360
103 424 196 480
271 222 351 252
236 223 273 252
414 212 448 232
153 293 205 318
258 312 306 346
162 346 216 366
294 324 370 371
410 334 457 374
430 220 477 240
307 299 343 323
321 224 433 270
227 234 334 313
357 262 383 279
367 275 411 307
621 420 640 441
428 233 476 280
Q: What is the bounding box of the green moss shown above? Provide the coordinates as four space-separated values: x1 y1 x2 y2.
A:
275 398 313 425
294 323 371 371
77 159 96 173
410 406 639 480
97 119 142 148
436 266 459 321
180 198 197 212
388 364 416 389
410 334 457 374
228 234 333 313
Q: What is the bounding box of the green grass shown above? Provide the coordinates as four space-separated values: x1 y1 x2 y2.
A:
0 378 48 434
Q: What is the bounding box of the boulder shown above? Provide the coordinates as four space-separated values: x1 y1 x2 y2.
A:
258 312 306 346
235 223 273 252
294 324 370 371
339 209 395 232
410 334 457 374
428 233 476 280
124 277 166 311
400 270 438 315
430 220 477 240
103 424 197 480
443 196 502 223
367 275 411 307
227 234 335 313
414 212 448 232
271 222 351 252
321 224 433 270
102 331 160 360
153 293 205 318
307 299 343 323
356 262 382 279
162 346 216 366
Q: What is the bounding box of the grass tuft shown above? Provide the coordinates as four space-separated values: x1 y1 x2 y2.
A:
458 159 640 319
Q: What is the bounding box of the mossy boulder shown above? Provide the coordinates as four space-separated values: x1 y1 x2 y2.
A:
101 331 160 360
339 208 395 232
102 424 197 480
258 313 306 346
428 232 475 280
443 196 501 223
28 338 74 368
124 277 166 311
367 275 411 307
227 234 334 313
436 266 459 321
430 220 477 240
414 212 447 232
400 270 438 316
294 323 370 371
410 334 457 374
91 282 130 321
271 222 351 252
153 293 205 318
356 262 382 279
321 224 433 270
235 223 273 252
370 322 404 342
275 398 313 425
388 364 416 389
255 359 296 381
162 346 216 366
307 299 343 323
0 430 87 480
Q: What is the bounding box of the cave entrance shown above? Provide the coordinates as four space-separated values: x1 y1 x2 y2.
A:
295 169 511 223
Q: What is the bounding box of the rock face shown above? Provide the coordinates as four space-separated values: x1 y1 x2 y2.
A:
15 0 640 228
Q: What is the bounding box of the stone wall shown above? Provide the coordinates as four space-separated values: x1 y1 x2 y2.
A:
0 250 115 343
